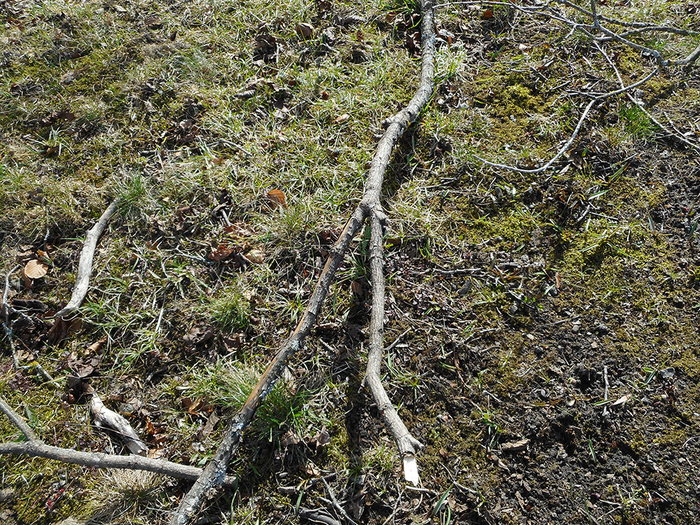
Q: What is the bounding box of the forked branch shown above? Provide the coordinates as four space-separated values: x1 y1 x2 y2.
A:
170 1 436 523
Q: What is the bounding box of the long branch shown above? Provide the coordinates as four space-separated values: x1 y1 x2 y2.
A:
55 199 119 319
0 441 236 486
170 2 436 523
0 396 236 486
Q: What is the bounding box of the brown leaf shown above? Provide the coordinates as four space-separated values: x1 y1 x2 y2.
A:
181 396 214 416
333 113 350 124
300 459 320 477
482 8 494 19
209 243 236 261
281 429 301 449
48 316 83 345
224 222 255 239
246 248 264 264
295 22 314 40
267 189 287 209
183 325 215 345
23 259 48 279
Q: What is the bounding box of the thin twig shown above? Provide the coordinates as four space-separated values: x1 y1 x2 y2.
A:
1 265 19 322
472 67 660 174
321 477 359 525
0 396 38 441
55 199 119 319
595 41 700 152
0 440 237 486
603 365 610 417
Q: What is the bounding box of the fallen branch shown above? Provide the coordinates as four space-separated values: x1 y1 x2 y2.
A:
0 396 236 486
365 210 423 485
0 441 237 486
170 1 436 523
0 397 38 441
55 199 119 319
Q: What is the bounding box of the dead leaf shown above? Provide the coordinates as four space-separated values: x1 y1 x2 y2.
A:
612 394 631 407
501 439 529 453
224 222 255 238
333 113 350 124
144 14 163 29
281 429 301 449
246 249 264 263
148 448 165 459
209 243 236 261
482 8 494 19
267 189 287 209
182 325 215 345
23 259 48 279
300 459 320 477
86 335 108 353
295 22 314 40
48 316 82 345
181 396 214 416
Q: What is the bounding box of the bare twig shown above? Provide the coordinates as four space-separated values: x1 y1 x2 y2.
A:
595 41 700 152
0 396 38 441
603 365 610 417
1 265 19 322
91 393 149 456
321 477 359 525
365 210 423 485
472 67 660 174
169 2 436 523
0 396 235 485
55 199 119 319
0 441 237 486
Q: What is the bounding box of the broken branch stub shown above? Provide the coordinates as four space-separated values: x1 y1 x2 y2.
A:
55 199 119 319
170 1 436 523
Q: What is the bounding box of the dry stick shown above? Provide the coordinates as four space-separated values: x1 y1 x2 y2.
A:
472 67 660 174
170 2 436 523
0 396 38 441
1 266 21 369
365 210 423 485
595 41 700 152
0 396 236 486
0 441 237 486
55 198 119 319
554 0 700 66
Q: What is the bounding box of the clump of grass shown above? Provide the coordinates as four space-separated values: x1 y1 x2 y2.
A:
619 104 656 139
212 285 252 332
115 171 152 216
82 470 166 524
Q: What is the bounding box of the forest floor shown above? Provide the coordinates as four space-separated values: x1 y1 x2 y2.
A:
1 0 700 524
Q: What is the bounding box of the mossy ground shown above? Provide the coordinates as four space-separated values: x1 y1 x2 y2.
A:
2 0 700 524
